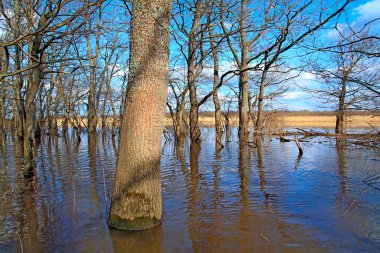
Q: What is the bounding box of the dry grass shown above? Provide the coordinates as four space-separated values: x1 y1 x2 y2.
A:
23 112 379 130
164 113 380 129
277 115 380 128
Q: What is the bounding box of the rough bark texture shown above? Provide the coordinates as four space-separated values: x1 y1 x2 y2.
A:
108 0 171 231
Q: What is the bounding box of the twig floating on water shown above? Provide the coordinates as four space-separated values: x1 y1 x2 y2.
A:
342 199 357 218
17 232 23 253
260 233 270 242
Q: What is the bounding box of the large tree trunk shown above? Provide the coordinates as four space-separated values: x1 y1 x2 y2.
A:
335 75 347 134
108 0 171 231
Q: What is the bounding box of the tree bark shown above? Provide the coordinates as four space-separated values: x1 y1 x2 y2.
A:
238 68 249 138
13 0 25 141
87 53 98 134
208 20 222 140
335 73 348 134
255 68 268 131
238 0 249 139
85 9 102 135
188 0 203 143
108 0 171 231
23 26 45 175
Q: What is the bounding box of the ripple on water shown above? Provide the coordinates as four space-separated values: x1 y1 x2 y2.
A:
0 129 379 252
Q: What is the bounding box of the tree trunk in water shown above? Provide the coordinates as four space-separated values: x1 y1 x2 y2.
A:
0 88 5 134
238 70 249 139
248 91 257 131
62 112 69 135
188 0 203 144
238 0 249 139
87 67 97 134
108 0 171 231
335 76 347 134
23 10 47 176
13 0 25 141
208 12 222 144
14 47 25 141
224 113 231 141
168 103 186 142
11 101 17 133
176 106 186 139
256 69 267 131
188 50 201 143
23 66 41 176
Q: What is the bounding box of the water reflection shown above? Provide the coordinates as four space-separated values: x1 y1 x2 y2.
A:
336 141 347 198
0 128 379 252
110 225 163 253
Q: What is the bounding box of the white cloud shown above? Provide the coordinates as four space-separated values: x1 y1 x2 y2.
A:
353 0 380 21
282 91 308 100
325 23 349 39
300 72 316 80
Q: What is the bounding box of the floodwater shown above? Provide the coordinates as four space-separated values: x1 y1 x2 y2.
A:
0 128 379 252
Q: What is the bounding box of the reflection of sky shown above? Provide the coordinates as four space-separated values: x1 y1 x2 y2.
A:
1 129 379 252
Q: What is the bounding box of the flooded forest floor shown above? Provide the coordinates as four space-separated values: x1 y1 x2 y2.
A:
0 127 380 252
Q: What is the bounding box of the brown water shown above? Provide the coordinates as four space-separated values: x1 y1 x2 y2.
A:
0 128 379 252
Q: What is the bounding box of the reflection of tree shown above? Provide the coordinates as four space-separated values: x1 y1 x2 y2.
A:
111 135 118 159
336 138 347 197
190 142 201 175
254 134 275 212
110 225 163 253
213 138 222 208
88 134 102 217
216 130 224 152
188 141 202 252
23 191 44 252
238 138 250 236
175 136 185 161
255 135 266 191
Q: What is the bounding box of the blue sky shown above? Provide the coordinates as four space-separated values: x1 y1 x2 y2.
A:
278 0 380 111
168 0 380 112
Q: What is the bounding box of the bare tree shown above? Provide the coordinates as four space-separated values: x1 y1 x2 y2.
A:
307 30 380 134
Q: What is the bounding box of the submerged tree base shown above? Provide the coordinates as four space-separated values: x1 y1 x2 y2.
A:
108 214 161 231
